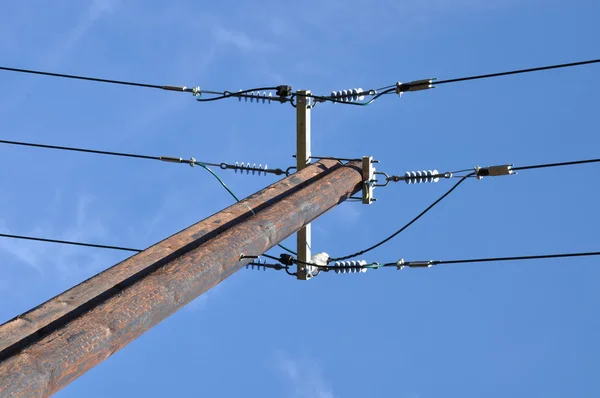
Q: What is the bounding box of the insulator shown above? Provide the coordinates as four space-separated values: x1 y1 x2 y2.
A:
331 260 368 274
330 88 365 103
404 170 440 184
238 90 272 104
246 260 267 271
233 162 268 176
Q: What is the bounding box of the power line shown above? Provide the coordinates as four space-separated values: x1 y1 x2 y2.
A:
435 58 600 86
0 66 291 103
314 58 600 106
381 58 600 98
0 139 297 255
379 251 600 268
0 229 296 257
0 233 141 253
426 251 600 266
0 139 221 166
511 158 600 172
0 66 222 94
305 250 600 271
329 173 475 262
330 156 600 262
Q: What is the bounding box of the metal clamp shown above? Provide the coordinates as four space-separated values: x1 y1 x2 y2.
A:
475 164 515 180
396 78 436 94
362 156 377 204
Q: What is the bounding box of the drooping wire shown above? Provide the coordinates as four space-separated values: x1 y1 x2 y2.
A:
329 173 475 262
0 233 141 253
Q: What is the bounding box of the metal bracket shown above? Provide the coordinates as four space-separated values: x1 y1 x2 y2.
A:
296 90 312 279
362 156 377 204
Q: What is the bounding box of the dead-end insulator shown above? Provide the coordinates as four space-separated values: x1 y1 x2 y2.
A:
404 170 442 184
238 90 273 104
226 162 269 176
331 260 368 274
246 260 267 271
330 88 365 103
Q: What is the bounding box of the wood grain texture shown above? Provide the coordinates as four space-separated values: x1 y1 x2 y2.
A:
0 160 362 397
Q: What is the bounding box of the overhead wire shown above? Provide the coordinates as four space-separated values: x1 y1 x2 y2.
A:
0 65 221 94
434 58 600 86
0 65 289 103
0 140 297 254
309 250 600 271
0 233 141 253
329 173 475 262
0 139 220 167
422 251 600 266
511 158 600 172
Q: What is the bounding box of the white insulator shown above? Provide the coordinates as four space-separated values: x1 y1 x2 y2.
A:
330 88 365 103
234 162 268 176
245 259 266 271
238 90 272 104
404 170 440 184
332 260 367 274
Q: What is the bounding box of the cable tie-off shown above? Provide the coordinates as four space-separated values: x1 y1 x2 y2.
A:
396 78 436 94
396 259 433 270
475 164 515 180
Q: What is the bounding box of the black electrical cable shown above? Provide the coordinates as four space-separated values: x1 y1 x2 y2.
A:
194 87 282 102
0 233 141 253
0 65 225 95
512 158 600 172
0 139 222 167
0 66 165 89
329 173 475 262
377 251 600 267
430 251 600 265
434 59 600 86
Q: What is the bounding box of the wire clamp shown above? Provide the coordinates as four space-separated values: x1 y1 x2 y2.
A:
396 78 437 95
192 86 201 97
396 259 406 270
475 164 515 180
189 157 197 167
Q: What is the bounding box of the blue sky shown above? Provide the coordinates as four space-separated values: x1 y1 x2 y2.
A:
1 1 599 397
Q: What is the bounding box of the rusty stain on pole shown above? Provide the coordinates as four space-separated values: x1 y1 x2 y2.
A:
0 160 362 397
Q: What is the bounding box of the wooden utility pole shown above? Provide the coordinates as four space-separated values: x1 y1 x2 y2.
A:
0 159 363 397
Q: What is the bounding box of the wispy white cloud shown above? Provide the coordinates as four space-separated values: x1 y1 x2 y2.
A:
276 351 335 398
0 0 122 116
0 192 116 281
47 0 119 64
210 24 275 54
